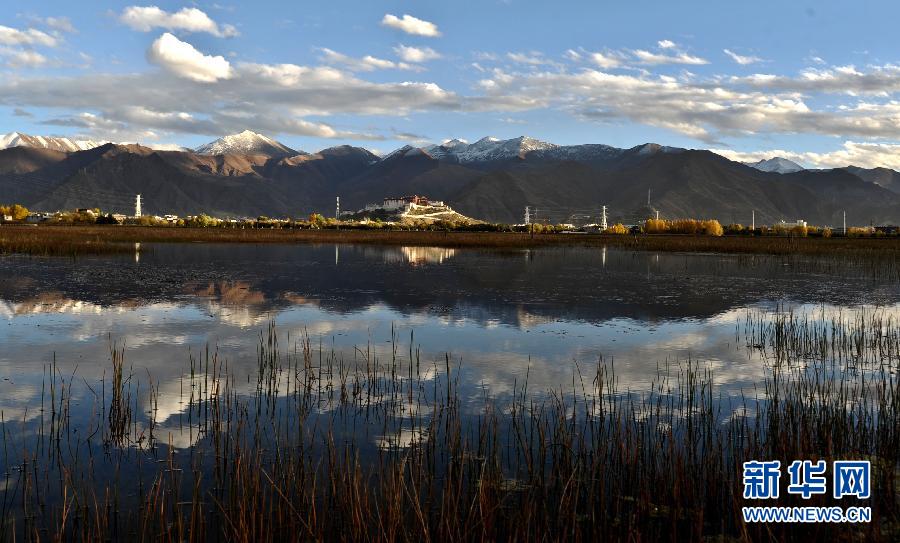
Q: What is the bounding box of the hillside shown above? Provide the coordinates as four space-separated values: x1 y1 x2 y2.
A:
1 132 900 225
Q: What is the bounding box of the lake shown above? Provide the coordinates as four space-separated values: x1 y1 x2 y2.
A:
0 242 897 538
2 243 897 403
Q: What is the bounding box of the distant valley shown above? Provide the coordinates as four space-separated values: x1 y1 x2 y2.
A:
2 130 900 226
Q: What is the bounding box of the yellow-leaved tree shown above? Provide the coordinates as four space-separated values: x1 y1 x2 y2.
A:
604 223 629 234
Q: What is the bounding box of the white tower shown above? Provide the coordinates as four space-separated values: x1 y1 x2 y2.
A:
843 210 847 235
524 206 531 225
134 194 142 218
752 210 755 230
336 196 340 219
600 205 608 230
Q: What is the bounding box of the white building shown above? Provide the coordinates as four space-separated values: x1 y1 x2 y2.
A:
363 195 447 213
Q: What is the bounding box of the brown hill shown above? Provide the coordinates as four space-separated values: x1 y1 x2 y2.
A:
2 141 900 226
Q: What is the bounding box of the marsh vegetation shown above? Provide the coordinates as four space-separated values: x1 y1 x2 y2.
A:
0 308 897 541
4 224 900 259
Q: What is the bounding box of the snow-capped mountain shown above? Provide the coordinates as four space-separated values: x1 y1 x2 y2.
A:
194 130 301 158
745 157 804 174
0 132 103 153
423 136 558 162
390 136 683 164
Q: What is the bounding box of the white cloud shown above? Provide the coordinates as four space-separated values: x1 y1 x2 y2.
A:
564 49 581 61
0 54 460 141
735 64 900 96
381 14 441 37
713 141 900 170
44 17 76 34
120 6 238 37
319 48 416 71
506 52 560 67
658 40 676 49
145 142 187 151
8 26 900 154
0 46 47 68
147 33 233 82
590 51 622 69
394 45 441 63
633 49 708 65
472 65 900 143
0 24 57 47
724 49 762 65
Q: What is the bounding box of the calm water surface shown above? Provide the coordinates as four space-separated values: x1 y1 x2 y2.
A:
2 243 898 415
0 242 897 524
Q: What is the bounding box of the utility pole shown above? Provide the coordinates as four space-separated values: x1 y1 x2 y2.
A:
134 194 142 218
335 196 341 231
600 205 608 230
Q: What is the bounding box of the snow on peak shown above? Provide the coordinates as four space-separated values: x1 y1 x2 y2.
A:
382 144 416 160
0 132 103 153
387 137 683 165
418 135 557 162
194 131 300 157
745 157 804 174
441 138 468 148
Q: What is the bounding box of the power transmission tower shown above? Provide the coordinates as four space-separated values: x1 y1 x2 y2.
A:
134 194 142 218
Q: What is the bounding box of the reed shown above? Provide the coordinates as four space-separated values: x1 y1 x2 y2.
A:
0 312 897 541
4 224 900 258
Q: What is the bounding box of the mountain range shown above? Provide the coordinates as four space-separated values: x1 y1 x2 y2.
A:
1 130 899 226
745 157 805 174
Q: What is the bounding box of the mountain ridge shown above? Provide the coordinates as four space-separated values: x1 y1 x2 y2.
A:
2 132 899 225
745 157 805 174
194 130 302 158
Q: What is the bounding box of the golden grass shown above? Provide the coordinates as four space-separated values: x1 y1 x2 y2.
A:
3 224 900 257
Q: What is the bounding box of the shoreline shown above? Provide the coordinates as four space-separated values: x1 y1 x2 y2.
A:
3 224 900 257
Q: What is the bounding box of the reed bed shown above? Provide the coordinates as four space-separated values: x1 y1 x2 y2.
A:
4 224 900 258
0 226 134 256
0 314 898 541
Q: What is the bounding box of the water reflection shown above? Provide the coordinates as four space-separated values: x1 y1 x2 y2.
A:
1 243 898 409
0 243 896 540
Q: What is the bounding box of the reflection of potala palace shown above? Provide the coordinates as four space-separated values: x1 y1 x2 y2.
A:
377 246 457 265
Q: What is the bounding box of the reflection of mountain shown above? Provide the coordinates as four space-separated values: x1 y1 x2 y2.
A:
1 244 898 328
0 291 143 317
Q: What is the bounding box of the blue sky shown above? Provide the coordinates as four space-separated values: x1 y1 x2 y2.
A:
3 1 900 168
